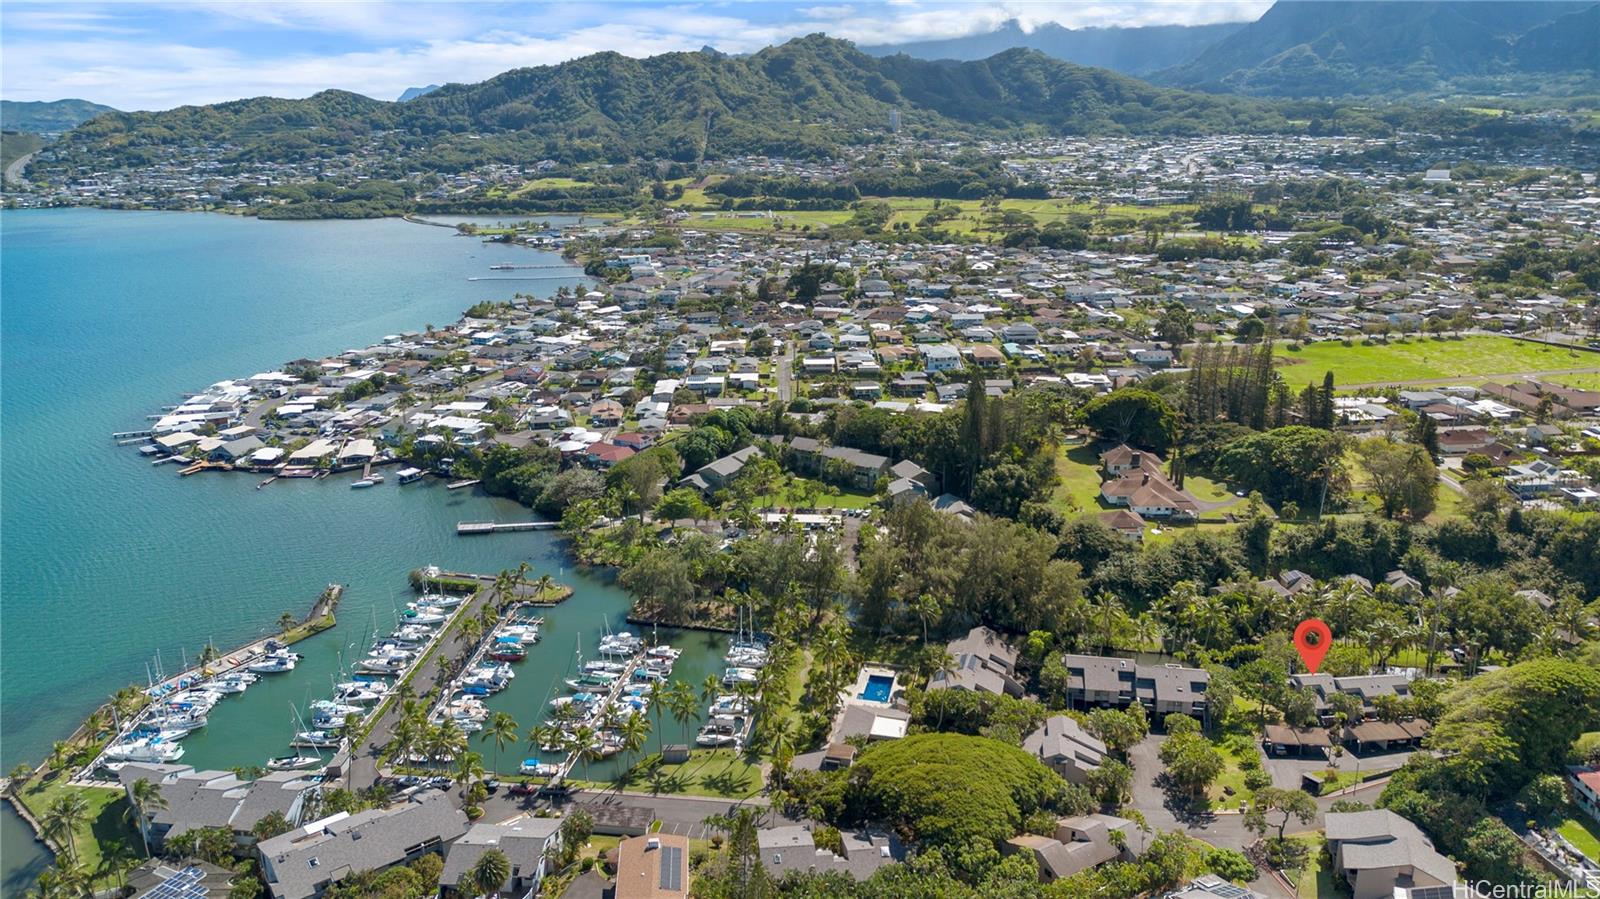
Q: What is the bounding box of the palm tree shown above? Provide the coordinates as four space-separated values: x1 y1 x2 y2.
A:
482 712 519 777
434 719 468 766
125 778 167 857
701 674 722 707
98 841 140 889
38 853 90 899
569 725 600 782
469 848 512 896
42 793 90 861
454 751 486 789
46 741 70 774
618 714 651 791
666 681 698 743
534 574 555 602
458 616 484 646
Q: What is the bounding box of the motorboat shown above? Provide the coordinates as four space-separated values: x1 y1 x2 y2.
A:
351 478 377 489
417 593 465 608
105 737 185 763
290 730 342 748
520 760 560 777
364 473 384 484
389 625 434 645
497 624 541 645
646 645 682 661
208 673 257 694
565 672 618 691
402 608 446 625
721 667 759 687
632 667 668 683
396 467 425 484
267 755 324 771
695 715 745 747
710 694 751 716
487 643 527 662
580 660 626 675
247 653 297 674
358 656 408 675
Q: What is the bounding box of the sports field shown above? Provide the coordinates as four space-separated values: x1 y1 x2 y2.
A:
1279 336 1597 386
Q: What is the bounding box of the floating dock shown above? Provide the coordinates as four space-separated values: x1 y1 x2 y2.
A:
456 520 557 535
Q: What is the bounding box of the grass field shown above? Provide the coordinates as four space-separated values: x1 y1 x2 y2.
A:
1279 336 1597 385
756 478 876 509
15 777 139 888
597 748 764 799
1557 817 1600 862
1550 372 1600 391
1285 835 1340 899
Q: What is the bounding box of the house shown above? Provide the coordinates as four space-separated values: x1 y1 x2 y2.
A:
257 795 468 899
1059 655 1210 722
1022 716 1107 784
1098 509 1145 541
590 399 623 426
1168 875 1266 899
584 442 637 469
118 764 315 854
1004 814 1145 882
1100 472 1200 520
614 833 689 899
757 825 904 881
927 626 1024 697
438 816 562 897
1324 810 1458 899
1565 765 1600 824
1099 444 1164 476
680 446 762 494
921 345 963 373
210 435 265 464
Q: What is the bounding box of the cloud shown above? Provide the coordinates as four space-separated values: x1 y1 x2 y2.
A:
0 1 1271 110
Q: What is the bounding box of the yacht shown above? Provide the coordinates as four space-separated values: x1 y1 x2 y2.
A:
105 737 185 763
267 755 324 771
401 608 446 625
247 650 299 674
333 685 385 705
350 478 377 489
358 656 408 675
290 730 342 748
519 760 560 777
417 593 465 608
721 667 759 687
646 645 682 661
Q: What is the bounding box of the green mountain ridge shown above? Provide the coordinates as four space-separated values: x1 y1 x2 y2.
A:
55 36 1294 169
1 99 118 134
1155 0 1599 97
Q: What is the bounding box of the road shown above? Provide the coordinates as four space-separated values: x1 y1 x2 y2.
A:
1126 734 1395 899
776 343 794 403
4 150 37 187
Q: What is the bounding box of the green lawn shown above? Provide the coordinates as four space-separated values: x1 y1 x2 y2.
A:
1556 817 1600 863
1284 835 1340 899
757 478 876 509
1205 729 1265 812
1550 372 1600 391
1279 336 1596 386
1052 443 1108 513
15 778 140 888
593 749 763 799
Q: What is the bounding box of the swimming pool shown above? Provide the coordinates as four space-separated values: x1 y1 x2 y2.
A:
859 674 894 703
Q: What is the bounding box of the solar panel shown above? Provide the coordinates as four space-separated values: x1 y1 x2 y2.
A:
1404 886 1456 899
1209 883 1250 899
658 845 683 891
143 866 210 899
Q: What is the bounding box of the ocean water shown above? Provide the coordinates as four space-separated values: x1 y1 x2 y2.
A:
0 210 724 891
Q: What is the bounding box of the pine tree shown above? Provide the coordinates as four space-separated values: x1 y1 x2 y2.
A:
1318 372 1336 429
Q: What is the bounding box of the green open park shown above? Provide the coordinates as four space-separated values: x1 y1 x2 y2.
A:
1279 336 1597 386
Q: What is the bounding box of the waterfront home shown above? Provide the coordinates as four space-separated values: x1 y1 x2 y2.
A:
1324 810 1458 899
118 764 315 854
614 833 690 899
927 626 1024 697
438 815 562 897
757 825 904 881
257 795 467 899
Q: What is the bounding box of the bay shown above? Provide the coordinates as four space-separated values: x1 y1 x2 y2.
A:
1 209 724 889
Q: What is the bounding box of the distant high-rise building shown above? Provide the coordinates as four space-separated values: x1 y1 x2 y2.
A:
889 107 901 133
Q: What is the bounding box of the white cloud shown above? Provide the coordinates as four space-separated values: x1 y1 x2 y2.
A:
0 1 1271 110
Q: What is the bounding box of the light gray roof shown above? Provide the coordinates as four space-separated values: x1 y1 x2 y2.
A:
438 817 561 890
1023 716 1107 771
1326 810 1457 888
259 796 468 899
758 826 904 881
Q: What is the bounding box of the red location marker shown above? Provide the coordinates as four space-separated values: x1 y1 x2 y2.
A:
1294 618 1333 674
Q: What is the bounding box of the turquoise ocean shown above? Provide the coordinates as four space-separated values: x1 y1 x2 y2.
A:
0 210 728 891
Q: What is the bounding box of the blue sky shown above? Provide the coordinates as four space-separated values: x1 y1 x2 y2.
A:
1 1 1270 111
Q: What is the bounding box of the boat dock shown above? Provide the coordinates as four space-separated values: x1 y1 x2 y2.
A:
456 520 557 535
446 478 481 490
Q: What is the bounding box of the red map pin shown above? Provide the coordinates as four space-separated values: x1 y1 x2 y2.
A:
1294 618 1332 673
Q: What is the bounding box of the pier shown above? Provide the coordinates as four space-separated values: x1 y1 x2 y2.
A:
110 429 153 440
446 478 481 490
456 520 557 535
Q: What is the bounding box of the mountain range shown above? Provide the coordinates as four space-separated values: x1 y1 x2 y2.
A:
56 36 1293 169
1 99 117 134
396 85 441 102
863 1 1598 97
861 19 1245 76
1154 1 1599 96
